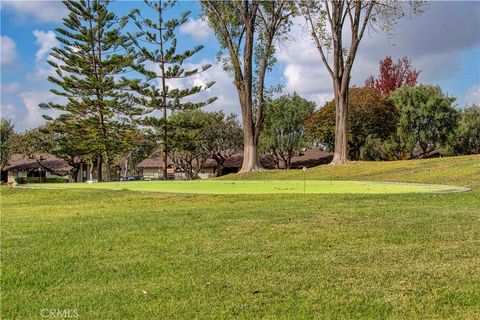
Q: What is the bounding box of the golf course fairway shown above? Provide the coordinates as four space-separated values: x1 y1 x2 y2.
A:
28 180 469 194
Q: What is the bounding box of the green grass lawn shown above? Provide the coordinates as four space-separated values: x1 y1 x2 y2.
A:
29 179 469 194
2 155 480 319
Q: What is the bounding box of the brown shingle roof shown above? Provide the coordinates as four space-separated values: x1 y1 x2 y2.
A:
289 149 333 168
136 152 174 168
3 153 72 173
136 152 217 169
138 149 333 171
223 149 333 169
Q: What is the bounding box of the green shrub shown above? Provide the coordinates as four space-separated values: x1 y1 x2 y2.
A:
14 177 28 184
446 105 480 156
45 177 69 183
14 177 69 184
360 135 403 161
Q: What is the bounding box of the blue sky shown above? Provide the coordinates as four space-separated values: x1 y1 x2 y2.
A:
1 0 479 132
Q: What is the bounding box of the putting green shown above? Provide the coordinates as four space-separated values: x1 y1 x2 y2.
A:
28 180 469 194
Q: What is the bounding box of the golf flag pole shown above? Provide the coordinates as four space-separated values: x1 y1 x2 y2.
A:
303 166 307 194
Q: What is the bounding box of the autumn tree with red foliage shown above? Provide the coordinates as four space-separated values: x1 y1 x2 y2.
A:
365 56 421 95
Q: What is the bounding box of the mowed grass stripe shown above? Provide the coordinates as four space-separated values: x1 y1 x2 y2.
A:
27 179 469 194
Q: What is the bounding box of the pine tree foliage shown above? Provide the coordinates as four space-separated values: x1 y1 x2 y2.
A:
126 0 216 179
40 0 142 181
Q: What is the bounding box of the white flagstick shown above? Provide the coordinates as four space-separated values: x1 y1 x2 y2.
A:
303 166 307 194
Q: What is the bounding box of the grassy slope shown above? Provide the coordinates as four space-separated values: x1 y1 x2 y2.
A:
222 154 480 188
2 155 480 319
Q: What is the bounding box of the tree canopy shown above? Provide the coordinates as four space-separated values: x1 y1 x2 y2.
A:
365 56 421 96
305 87 398 160
0 119 14 171
261 93 315 169
389 84 459 157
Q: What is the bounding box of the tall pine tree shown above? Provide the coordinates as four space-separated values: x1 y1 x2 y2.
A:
41 0 142 181
127 0 216 179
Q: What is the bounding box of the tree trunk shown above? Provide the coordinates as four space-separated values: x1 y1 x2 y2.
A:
240 143 262 173
237 85 263 173
69 166 79 182
286 156 292 170
331 88 349 164
238 117 263 173
215 158 224 177
104 152 112 181
97 154 103 182
124 157 129 180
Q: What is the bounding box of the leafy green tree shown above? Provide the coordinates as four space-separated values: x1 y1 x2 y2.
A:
446 105 480 155
127 0 216 180
10 119 94 181
201 112 243 176
260 93 315 169
359 135 403 161
0 119 14 171
305 87 398 160
43 116 98 181
164 109 242 179
9 127 53 158
112 126 157 179
305 103 335 152
168 109 210 180
201 1 295 172
7 126 77 178
41 0 141 181
389 84 459 157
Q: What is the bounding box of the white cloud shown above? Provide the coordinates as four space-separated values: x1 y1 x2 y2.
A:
275 19 333 108
175 61 239 114
1 35 17 65
1 82 20 94
27 30 59 81
179 18 211 41
19 91 48 128
0 103 19 123
464 85 480 106
1 1 67 23
33 30 58 62
18 91 63 129
1 90 65 131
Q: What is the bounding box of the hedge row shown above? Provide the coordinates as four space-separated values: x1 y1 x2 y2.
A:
14 177 69 184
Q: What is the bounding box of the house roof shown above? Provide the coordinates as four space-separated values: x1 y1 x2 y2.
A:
288 149 333 169
3 153 72 174
223 149 333 169
136 152 217 169
137 149 333 171
136 152 174 168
